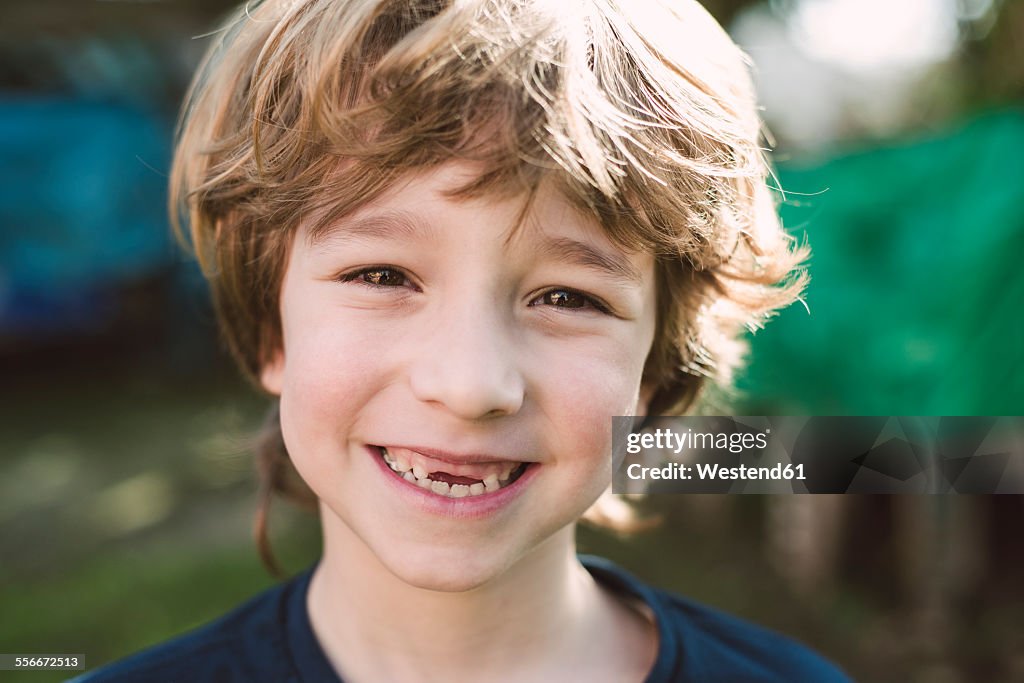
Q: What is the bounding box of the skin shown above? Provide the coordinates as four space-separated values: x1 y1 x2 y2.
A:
261 162 659 682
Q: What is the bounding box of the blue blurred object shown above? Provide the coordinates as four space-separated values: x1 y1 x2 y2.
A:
0 96 173 339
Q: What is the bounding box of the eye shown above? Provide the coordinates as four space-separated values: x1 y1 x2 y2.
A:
338 266 413 289
529 288 608 313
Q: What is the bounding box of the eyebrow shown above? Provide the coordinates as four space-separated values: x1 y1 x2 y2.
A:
308 209 643 285
537 236 644 285
307 210 438 250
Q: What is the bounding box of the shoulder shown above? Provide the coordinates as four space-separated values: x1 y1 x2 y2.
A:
68 573 305 683
580 556 852 683
657 589 852 682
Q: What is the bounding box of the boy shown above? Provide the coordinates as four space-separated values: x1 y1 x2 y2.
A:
76 0 850 681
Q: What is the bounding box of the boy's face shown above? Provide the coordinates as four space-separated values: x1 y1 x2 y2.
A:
261 162 657 591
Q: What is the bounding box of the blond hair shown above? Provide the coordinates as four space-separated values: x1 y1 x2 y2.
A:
170 0 807 575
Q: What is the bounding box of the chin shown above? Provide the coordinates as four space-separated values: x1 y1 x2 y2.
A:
380 544 514 593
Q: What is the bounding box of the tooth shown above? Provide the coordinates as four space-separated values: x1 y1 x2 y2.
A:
412 465 428 480
416 476 432 489
395 454 411 472
469 483 485 496
431 480 451 496
483 474 500 492
498 465 514 481
403 471 416 482
450 484 470 498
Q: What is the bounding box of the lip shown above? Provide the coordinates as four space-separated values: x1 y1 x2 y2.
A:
382 444 529 466
367 445 539 520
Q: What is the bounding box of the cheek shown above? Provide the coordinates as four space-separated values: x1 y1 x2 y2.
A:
535 341 646 469
286 328 363 408
276 313 388 472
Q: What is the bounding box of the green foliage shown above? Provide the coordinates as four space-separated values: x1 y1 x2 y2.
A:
741 109 1024 415
0 532 318 683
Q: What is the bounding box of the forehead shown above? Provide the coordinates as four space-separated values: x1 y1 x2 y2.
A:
303 162 651 283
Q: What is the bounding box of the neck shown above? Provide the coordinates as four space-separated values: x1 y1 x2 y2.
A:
306 507 612 683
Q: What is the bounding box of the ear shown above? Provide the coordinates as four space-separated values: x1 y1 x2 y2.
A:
259 349 285 396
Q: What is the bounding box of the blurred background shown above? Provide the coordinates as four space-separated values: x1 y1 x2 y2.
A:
1 1 1021 681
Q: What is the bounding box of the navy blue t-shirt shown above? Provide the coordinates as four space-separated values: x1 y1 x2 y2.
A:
71 556 851 682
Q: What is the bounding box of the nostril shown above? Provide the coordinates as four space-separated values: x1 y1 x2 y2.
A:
405 313 526 419
409 364 525 419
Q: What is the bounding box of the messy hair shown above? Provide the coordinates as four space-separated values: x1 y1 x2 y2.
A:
170 0 807 576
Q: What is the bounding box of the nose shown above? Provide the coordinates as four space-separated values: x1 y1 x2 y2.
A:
408 306 525 420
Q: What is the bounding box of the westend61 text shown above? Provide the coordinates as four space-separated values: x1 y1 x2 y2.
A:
627 462 806 481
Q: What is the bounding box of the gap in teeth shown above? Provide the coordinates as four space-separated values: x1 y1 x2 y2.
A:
380 447 524 498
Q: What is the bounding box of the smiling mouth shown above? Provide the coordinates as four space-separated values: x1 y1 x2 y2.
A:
375 446 530 498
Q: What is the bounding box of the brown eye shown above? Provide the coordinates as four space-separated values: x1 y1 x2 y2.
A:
542 289 588 308
529 287 612 315
357 268 406 287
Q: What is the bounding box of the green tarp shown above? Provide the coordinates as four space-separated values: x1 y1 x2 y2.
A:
740 109 1024 415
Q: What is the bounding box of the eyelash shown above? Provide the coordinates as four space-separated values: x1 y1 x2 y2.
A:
338 266 611 314
528 288 610 314
338 266 417 290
